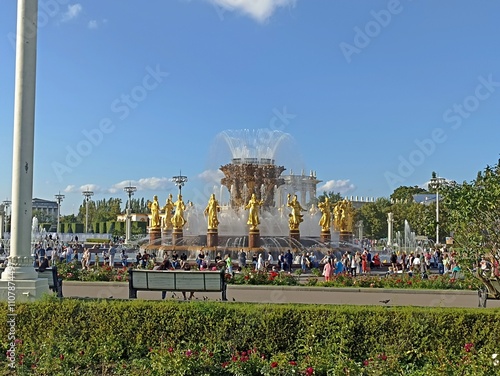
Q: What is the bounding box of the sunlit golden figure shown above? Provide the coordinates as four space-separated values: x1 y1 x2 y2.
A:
318 197 332 232
171 194 186 229
334 198 355 232
162 193 174 229
204 194 221 230
245 193 264 231
147 195 161 228
287 193 306 231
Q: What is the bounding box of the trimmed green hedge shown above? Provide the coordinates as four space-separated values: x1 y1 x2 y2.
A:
1 299 499 375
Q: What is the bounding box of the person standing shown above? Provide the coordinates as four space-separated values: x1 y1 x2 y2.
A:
82 248 90 270
285 249 293 272
238 249 247 269
323 259 333 281
120 249 128 267
108 243 117 267
224 254 233 274
257 253 264 271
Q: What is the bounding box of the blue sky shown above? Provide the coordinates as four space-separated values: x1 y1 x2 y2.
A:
1 0 499 216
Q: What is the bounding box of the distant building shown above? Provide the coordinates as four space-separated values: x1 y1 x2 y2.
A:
413 193 437 205
32 198 58 218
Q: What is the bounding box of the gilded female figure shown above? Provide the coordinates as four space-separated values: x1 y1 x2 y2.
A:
287 194 306 230
204 194 221 230
171 194 186 229
245 193 264 231
147 195 161 228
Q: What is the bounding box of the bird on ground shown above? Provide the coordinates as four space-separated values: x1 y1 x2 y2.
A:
379 299 390 304
232 297 236 301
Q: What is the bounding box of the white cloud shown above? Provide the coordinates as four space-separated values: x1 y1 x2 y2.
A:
197 169 224 183
208 0 296 22
88 20 98 29
109 177 172 193
317 179 356 195
61 4 83 22
79 184 102 194
63 185 77 193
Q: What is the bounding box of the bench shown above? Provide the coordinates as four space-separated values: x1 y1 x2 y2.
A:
0 266 63 298
128 269 227 301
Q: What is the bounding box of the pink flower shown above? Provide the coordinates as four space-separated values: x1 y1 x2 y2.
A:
289 360 297 366
59 354 64 360
464 343 474 352
185 350 192 357
168 347 174 353
305 367 314 375
271 361 278 368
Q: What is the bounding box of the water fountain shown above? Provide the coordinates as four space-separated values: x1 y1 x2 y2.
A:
138 129 359 261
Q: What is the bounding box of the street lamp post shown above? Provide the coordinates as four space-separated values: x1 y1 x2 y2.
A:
123 183 137 244
171 171 188 195
82 188 94 234
54 192 64 235
429 176 446 245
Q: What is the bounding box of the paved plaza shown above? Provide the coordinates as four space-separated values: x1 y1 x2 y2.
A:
62 281 500 309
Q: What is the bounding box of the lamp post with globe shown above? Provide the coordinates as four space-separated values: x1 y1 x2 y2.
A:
82 188 94 234
429 175 446 245
54 192 65 235
124 183 137 244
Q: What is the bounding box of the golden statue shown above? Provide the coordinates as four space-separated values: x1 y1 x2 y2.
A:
245 193 264 231
171 194 186 229
204 193 221 230
334 198 355 232
147 195 161 228
287 193 306 231
318 197 332 232
162 193 174 229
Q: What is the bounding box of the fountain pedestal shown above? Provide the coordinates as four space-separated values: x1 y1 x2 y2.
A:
207 229 218 248
339 231 353 243
149 227 161 245
248 229 260 248
172 228 183 246
289 229 300 243
320 230 331 243
162 228 172 244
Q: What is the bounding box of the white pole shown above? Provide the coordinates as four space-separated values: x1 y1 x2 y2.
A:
1 0 48 292
436 189 440 244
5 0 38 280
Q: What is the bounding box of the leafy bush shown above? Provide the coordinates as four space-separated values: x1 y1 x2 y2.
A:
231 268 299 286
305 272 481 290
1 299 499 375
56 260 129 282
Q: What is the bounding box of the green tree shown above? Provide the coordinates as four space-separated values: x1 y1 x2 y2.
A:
443 160 500 298
317 191 342 205
32 210 54 224
390 185 427 202
357 198 391 239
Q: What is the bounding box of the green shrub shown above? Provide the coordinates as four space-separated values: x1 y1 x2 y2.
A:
1 299 499 375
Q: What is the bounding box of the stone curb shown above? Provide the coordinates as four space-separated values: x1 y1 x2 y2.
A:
63 281 476 296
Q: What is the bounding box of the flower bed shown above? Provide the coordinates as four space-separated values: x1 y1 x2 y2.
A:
55 260 129 282
304 272 482 290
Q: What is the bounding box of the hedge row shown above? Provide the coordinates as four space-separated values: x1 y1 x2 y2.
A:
1 298 499 375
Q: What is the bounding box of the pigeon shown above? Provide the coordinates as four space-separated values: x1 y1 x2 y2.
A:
379 299 390 304
232 297 236 301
